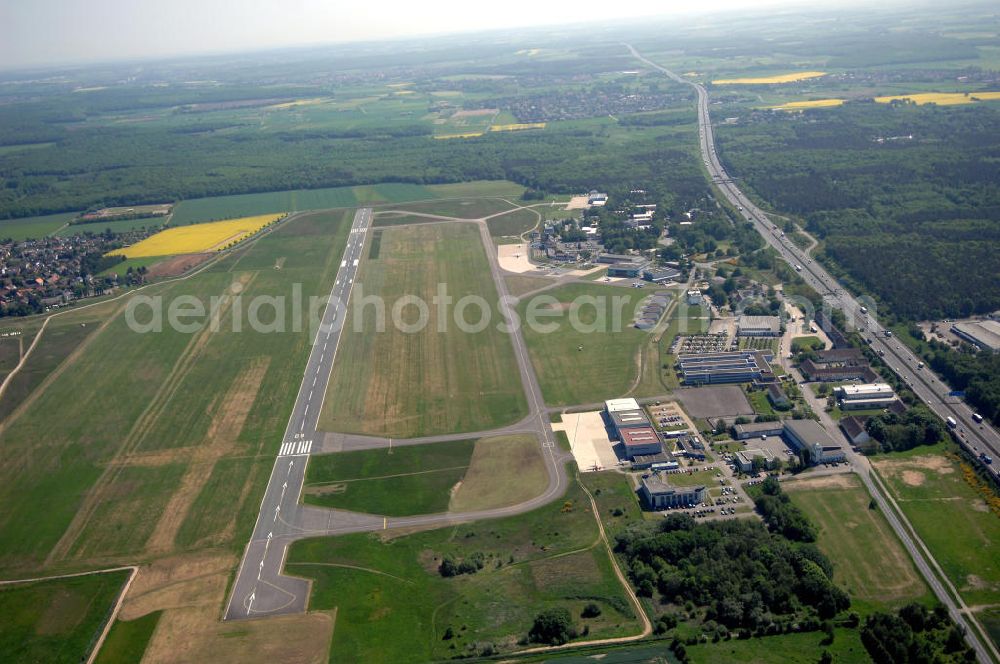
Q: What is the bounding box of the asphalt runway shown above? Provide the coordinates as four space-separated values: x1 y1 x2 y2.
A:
224 211 572 621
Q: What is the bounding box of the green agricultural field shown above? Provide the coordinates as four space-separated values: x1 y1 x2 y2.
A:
0 309 103 422
303 435 548 516
580 471 643 538
371 213 455 228
304 439 476 516
449 434 547 512
319 222 528 438
93 611 162 664
287 482 640 662
978 607 1000 654
872 447 1000 606
169 181 527 226
505 274 553 298
171 183 436 225
518 282 650 406
0 209 352 572
0 570 131 664
686 627 869 663
97 255 170 277
383 197 517 219
426 181 526 199
486 208 540 237
784 474 929 611
173 456 267 550
0 212 77 241
56 217 166 237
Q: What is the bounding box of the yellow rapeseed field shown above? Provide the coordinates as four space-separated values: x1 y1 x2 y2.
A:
771 98 846 110
433 132 485 139
489 122 546 132
874 91 1000 105
109 214 284 258
713 71 826 85
268 97 332 109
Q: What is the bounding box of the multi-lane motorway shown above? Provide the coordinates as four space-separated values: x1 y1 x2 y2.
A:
629 45 999 663
627 45 1000 476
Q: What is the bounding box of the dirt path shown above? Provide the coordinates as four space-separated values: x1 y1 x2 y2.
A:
0 565 139 664
0 211 297 416
46 274 258 565
145 357 270 554
516 477 652 655
0 299 123 437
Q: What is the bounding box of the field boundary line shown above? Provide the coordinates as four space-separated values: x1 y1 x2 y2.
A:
306 464 471 486
515 476 651 656
0 564 138 664
868 463 1000 663
0 210 303 410
44 272 259 565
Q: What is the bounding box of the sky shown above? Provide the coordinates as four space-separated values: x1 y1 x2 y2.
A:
0 0 809 70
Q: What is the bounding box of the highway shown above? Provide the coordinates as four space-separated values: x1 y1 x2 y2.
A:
628 45 998 664
626 45 1000 475
223 210 573 621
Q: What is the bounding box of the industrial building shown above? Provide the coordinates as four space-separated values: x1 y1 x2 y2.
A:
735 448 777 473
597 253 645 265
835 383 897 411
588 190 608 206
798 348 873 382
620 427 664 458
783 419 846 464
607 262 647 278
767 383 790 408
732 421 784 440
677 350 775 385
736 315 781 337
840 416 871 446
643 266 681 283
639 474 706 510
951 320 1000 351
603 399 664 459
631 453 677 471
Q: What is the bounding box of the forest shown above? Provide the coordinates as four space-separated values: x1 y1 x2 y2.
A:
615 483 850 632
715 102 1000 320
913 334 1000 426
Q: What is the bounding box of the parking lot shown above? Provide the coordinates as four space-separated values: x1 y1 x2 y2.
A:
676 385 754 419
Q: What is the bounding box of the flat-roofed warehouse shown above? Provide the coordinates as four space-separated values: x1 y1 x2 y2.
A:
733 421 785 440
951 320 1000 351
835 383 896 410
605 398 655 443
736 448 777 472
620 426 663 458
736 315 781 337
783 419 846 465
678 350 775 385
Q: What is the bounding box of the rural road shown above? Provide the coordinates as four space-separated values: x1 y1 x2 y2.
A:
224 209 573 621
626 44 997 663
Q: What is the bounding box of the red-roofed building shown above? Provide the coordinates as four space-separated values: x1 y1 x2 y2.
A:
621 427 663 459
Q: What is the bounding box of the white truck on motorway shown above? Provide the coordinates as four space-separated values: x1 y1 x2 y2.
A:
795 264 802 271
972 413 984 423
946 416 957 429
